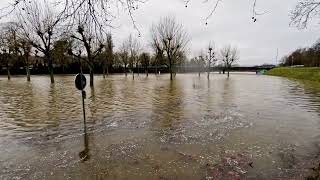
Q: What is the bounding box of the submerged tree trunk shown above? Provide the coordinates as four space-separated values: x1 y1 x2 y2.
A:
48 57 54 84
199 72 200 77
227 69 230 77
49 67 54 83
125 65 127 77
26 64 31 82
90 68 94 87
106 66 109 76
169 60 173 81
146 67 148 77
103 65 106 79
7 67 10 80
155 65 158 75
137 63 139 76
132 70 135 80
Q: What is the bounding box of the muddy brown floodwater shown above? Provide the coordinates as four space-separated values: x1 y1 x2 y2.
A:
0 73 319 179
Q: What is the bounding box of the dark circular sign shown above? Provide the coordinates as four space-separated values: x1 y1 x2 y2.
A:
75 73 87 90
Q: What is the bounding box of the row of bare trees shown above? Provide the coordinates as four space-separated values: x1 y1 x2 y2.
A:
190 44 239 78
0 15 238 87
0 2 191 87
0 0 318 86
0 0 130 87
151 16 189 80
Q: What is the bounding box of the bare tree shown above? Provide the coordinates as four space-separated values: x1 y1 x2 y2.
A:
140 52 151 77
16 0 62 84
17 38 33 81
2 0 143 31
70 25 104 87
206 42 217 80
5 0 317 31
151 32 164 75
151 16 189 80
52 38 73 73
103 33 114 78
0 22 22 80
290 0 320 28
191 53 205 77
220 45 239 77
125 34 141 80
0 22 34 82
119 42 129 76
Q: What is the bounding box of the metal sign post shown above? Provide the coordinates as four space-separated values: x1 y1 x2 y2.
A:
75 73 90 161
75 73 87 125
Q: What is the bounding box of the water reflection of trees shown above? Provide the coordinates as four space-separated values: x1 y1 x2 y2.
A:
88 87 98 119
47 84 61 129
220 77 235 108
91 77 115 123
79 117 90 161
282 79 320 128
0 79 56 134
297 81 320 115
284 80 320 160
150 80 185 142
78 77 115 161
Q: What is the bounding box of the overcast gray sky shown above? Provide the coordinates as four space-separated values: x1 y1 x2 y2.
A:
1 0 320 66
112 0 320 66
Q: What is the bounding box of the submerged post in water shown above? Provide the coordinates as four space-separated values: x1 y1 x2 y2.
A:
75 73 89 161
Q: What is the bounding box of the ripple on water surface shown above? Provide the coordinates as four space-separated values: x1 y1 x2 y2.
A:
0 74 319 179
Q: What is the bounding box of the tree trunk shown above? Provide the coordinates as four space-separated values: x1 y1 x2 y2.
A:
125 65 127 77
48 58 54 84
155 65 158 75
26 64 31 82
7 67 10 80
227 70 230 77
106 66 109 76
103 66 106 79
169 60 173 81
49 67 54 83
90 68 94 87
137 63 139 76
132 70 135 80
199 72 200 77
145 65 148 77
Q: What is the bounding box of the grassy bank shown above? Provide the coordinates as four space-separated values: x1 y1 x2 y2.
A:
266 67 320 82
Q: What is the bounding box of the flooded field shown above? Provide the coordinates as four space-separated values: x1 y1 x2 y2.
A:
0 73 319 179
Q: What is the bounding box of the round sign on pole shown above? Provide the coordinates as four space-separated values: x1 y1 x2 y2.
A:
75 73 87 90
